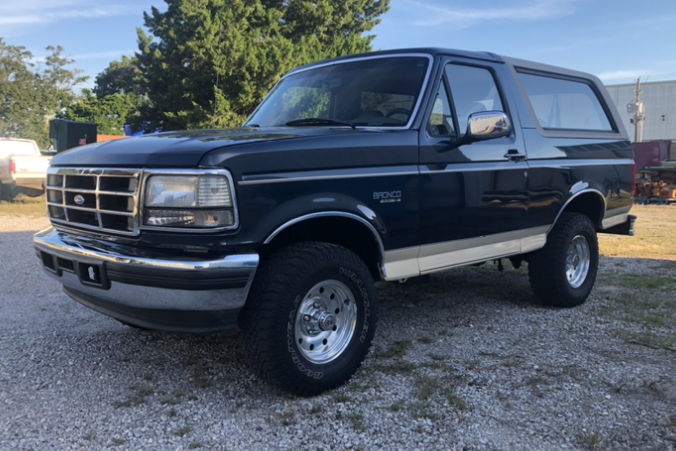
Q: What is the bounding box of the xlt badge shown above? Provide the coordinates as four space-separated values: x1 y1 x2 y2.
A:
373 191 402 203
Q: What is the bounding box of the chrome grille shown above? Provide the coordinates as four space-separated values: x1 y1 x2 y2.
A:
46 167 142 236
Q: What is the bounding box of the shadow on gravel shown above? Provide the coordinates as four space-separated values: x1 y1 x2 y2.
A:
378 262 543 311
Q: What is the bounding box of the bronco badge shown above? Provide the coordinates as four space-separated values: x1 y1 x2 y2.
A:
373 191 402 203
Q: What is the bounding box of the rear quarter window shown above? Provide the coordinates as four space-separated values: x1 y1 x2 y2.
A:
518 72 613 132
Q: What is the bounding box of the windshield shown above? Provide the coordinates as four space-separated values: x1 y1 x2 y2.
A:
246 56 431 128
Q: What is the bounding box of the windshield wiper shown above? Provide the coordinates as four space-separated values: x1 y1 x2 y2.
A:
285 118 356 130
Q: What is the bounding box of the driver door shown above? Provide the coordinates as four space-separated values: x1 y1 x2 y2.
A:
418 60 530 271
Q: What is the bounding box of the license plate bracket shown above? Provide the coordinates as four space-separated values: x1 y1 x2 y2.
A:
76 262 110 290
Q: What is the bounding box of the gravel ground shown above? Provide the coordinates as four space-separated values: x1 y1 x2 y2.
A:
1 215 675 451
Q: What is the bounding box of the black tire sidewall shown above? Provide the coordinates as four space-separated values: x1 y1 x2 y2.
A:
281 261 376 388
552 216 599 306
0 183 9 202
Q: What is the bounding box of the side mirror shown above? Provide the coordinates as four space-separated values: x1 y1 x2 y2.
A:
466 111 511 142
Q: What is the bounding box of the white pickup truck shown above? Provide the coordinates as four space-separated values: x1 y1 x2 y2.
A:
0 138 52 201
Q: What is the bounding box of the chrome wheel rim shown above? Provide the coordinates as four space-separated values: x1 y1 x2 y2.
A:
294 279 358 364
566 235 590 288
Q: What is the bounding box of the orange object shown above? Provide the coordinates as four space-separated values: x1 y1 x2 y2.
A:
97 135 129 143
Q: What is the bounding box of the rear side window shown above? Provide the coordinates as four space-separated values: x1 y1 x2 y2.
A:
518 72 613 132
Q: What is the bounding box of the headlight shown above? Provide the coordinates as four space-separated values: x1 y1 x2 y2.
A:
145 175 232 208
143 174 235 229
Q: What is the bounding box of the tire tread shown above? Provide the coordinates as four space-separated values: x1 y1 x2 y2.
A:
239 241 377 396
529 213 599 308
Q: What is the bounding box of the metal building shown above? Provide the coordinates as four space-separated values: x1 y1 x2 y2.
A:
605 79 676 142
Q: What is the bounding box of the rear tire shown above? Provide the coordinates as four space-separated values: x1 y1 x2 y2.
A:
0 183 12 202
240 242 378 396
529 213 599 307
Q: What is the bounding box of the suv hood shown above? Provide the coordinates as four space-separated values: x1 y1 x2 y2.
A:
50 127 347 167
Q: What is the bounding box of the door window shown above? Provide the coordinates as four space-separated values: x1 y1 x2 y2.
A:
427 82 455 137
445 65 504 135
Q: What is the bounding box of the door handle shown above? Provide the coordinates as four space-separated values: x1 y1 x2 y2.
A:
504 149 526 161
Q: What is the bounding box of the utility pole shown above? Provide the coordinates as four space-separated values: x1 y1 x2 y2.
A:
627 77 645 143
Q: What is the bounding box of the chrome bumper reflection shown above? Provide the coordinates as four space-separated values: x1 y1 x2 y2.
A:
33 227 259 313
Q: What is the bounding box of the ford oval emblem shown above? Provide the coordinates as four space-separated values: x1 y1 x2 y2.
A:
74 194 85 205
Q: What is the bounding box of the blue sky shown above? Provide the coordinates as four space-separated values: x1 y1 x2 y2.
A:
1 0 675 90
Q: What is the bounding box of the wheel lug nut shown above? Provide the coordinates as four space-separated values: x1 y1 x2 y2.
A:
313 302 320 309
303 315 310 321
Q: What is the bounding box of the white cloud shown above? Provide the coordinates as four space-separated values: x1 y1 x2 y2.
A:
400 0 582 27
597 70 650 82
70 50 137 60
0 1 138 26
29 49 135 65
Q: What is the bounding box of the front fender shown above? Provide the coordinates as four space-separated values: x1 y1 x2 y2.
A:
233 190 389 250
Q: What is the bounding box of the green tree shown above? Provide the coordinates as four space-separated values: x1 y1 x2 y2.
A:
0 39 46 144
42 45 89 111
94 56 145 98
59 89 145 135
134 0 389 131
0 39 87 147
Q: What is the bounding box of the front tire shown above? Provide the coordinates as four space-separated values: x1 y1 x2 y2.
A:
240 242 378 396
529 213 599 307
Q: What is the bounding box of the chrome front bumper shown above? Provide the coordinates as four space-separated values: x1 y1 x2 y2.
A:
33 228 259 333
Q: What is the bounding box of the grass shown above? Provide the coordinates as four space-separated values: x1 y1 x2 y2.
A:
191 364 212 389
445 389 467 411
372 360 417 375
348 412 366 431
413 375 439 401
419 361 447 370
161 391 186 406
388 400 405 412
596 264 676 353
174 425 193 437
409 401 438 420
333 393 352 403
112 386 154 408
349 382 370 393
0 195 47 217
374 340 412 359
578 431 603 451
618 274 676 291
597 276 676 330
625 330 676 351
599 206 676 260
596 201 676 331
